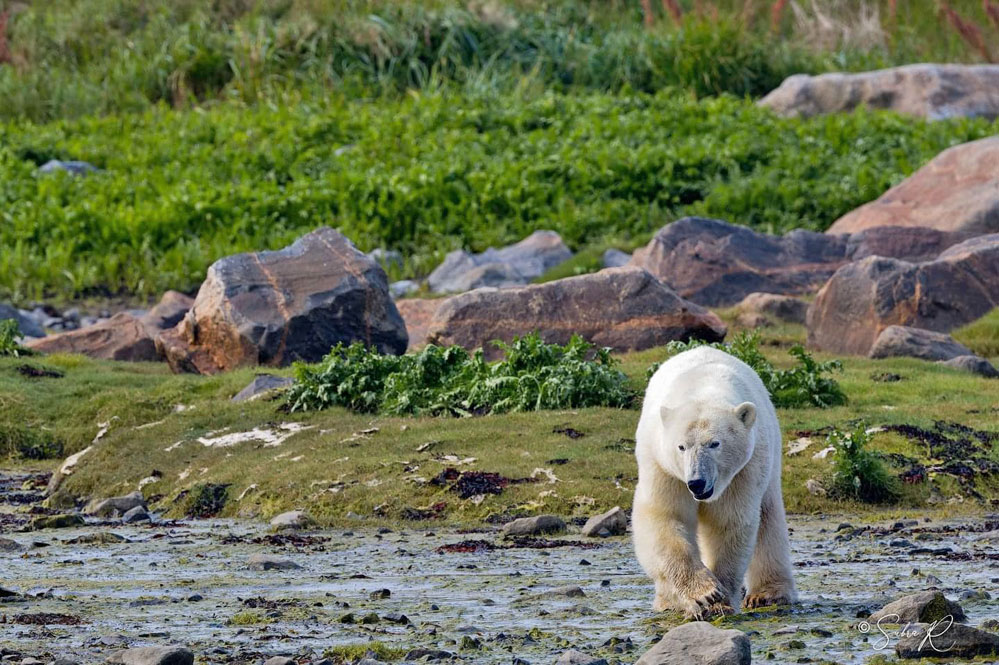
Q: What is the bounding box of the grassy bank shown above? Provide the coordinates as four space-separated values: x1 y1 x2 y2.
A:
4 322 997 526
3 90 995 303
3 0 999 124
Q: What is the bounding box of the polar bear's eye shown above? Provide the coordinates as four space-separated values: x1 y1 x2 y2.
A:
678 445 685 451
709 440 721 449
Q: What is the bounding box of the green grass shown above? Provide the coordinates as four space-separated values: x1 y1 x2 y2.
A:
3 90 996 302
953 309 999 358
3 0 999 125
4 324 997 525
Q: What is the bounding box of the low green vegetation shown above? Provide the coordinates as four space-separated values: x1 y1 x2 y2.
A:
323 642 404 664
0 320 28 357
653 332 847 408
288 333 634 415
3 90 996 303
0 423 63 461
3 321 996 522
826 423 901 504
953 308 999 358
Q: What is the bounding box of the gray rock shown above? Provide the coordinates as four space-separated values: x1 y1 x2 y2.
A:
0 304 46 338
0 586 19 597
84 491 146 517
536 585 585 599
428 230 572 293
896 622 999 659
0 537 24 552
389 279 420 299
39 160 99 176
158 227 408 374
269 510 314 531
555 651 607 665
635 621 751 665
869 591 967 624
122 506 151 524
502 515 566 537
581 506 628 537
105 647 193 665
262 658 296 665
231 375 294 403
402 649 453 662
601 248 631 268
247 554 301 571
869 326 973 361
940 355 999 378
759 64 999 121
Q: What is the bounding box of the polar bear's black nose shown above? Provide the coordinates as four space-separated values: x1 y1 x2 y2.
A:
687 479 707 494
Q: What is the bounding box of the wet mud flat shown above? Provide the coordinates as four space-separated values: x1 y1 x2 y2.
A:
2 474 999 664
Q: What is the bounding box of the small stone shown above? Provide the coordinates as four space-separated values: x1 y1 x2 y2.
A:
232 375 295 403
960 590 991 601
122 507 151 524
555 651 607 665
635 621 751 665
602 248 631 268
187 594 203 602
369 588 391 600
869 591 966 624
501 515 566 537
581 506 627 537
773 625 800 635
84 491 146 518
105 647 194 665
269 510 314 531
535 586 585 599
896 622 999 659
402 650 452 662
246 554 301 571
30 514 85 530
0 538 24 552
383 613 409 624
809 628 833 637
262 659 295 665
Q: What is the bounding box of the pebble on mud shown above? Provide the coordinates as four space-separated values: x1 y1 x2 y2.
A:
869 591 967 624
105 647 194 665
555 651 608 665
246 554 301 571
581 506 628 537
635 621 751 665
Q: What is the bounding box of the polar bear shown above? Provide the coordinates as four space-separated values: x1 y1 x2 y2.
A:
632 346 796 619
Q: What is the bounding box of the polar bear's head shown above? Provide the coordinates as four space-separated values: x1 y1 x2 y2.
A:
659 401 757 502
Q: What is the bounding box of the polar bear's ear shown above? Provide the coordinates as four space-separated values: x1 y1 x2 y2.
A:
734 402 756 428
659 405 672 423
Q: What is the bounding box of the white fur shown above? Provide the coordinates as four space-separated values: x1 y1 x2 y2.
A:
632 346 796 619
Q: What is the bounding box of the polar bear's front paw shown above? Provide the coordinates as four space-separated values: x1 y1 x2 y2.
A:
743 588 793 609
679 568 731 619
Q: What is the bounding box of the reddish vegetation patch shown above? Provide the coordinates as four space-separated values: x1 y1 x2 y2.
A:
8 613 85 625
436 537 600 554
431 468 533 499
436 539 497 554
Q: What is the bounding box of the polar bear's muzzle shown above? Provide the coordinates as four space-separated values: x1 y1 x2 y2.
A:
684 453 717 501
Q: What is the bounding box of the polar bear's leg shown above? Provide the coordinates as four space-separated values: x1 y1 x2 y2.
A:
632 486 729 619
744 480 797 608
698 508 758 609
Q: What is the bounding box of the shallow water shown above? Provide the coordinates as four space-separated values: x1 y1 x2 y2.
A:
2 473 998 664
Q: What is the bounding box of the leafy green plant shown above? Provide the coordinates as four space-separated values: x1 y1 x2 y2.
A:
287 332 634 416
653 331 846 408
0 320 28 357
826 424 901 504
